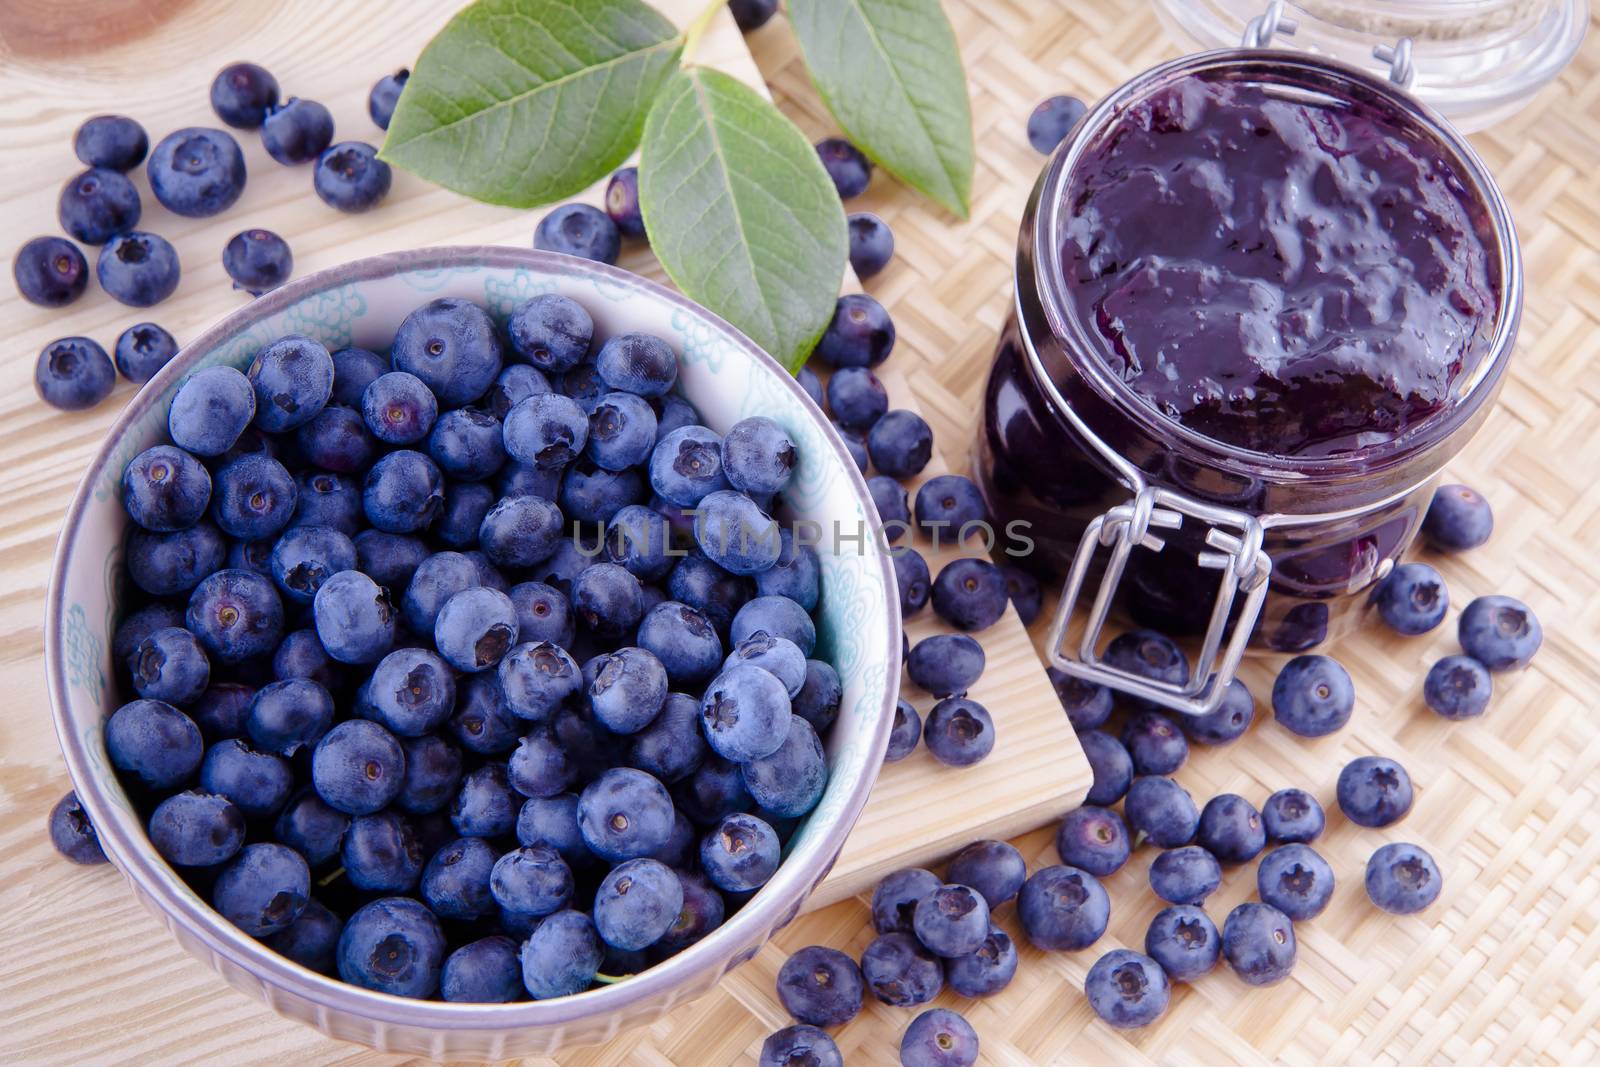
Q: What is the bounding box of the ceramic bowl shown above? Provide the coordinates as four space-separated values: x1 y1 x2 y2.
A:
45 246 898 1060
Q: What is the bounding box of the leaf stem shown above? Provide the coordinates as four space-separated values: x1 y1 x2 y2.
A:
680 0 726 66
592 972 632 985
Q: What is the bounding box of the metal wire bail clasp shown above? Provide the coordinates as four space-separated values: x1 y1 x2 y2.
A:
1242 1 1298 48
1045 484 1274 716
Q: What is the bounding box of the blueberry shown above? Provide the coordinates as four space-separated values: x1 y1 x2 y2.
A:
572 560 645 637
1079 729 1133 806
884 698 922 762
150 789 245 866
115 602 186 671
870 868 940 935
578 767 675 861
944 923 1018 999
1046 671 1109 732
912 883 990 958
923 697 994 767
891 546 931 618
451 763 520 838
617 692 703 784
1255 842 1334 921
1459 594 1542 670
533 203 619 263
199 740 290 821
498 640 582 719
633 601 720 688
868 410 932 480
213 842 309 935
862 931 943 1006
418 836 498 920
74 114 149 171
1197 793 1266 864
272 628 338 687
355 372 430 447
123 445 211 533
484 364 553 423
1121 712 1188 776
760 1026 842 1067
592 165 647 240
363 450 445 534
503 393 587 471
260 97 335 165
188 567 285 664
741 716 826 817
914 475 988 543
438 935 520 1003
561 456 645 522
836 423 869 471
273 787 348 865
1262 788 1324 844
127 522 226 596
323 347 383 407
943 839 1025 910
506 725 576 798
212 453 297 540
593 858 682 951
730 0 780 32
296 470 363 534
392 297 503 408
507 293 594 373
815 138 871 199
446 673 520 756
298 400 380 475
1336 755 1413 828
58 167 141 245
999 563 1043 625
14 235 88 307
189 680 254 742
603 504 675 582
724 631 807 697
1018 865 1109 950
1272 654 1355 737
242 680 332 759
826 368 888 433
900 1007 978 1067
248 334 334 432
1102 629 1189 711
1423 654 1492 719
341 812 422 891
368 68 410 129
314 141 393 212
1374 562 1449 635
437 481 496 549
313 569 395 664
1423 483 1493 551
1144 905 1220 982
1148 845 1221 905
516 793 592 867
1083 949 1169 1031
845 212 895 279
1124 775 1198 848
97 231 181 308
148 127 247 217
48 791 107 866
671 554 755 635
400 551 480 632
1027 95 1088 154
585 647 667 735
211 62 279 128
721 417 796 497
587 391 657 470
700 810 780 891
869 475 910 536
1221 902 1296 986
1056 805 1131 877
1182 677 1256 746
521 908 603 998
110 325 179 388
653 393 701 440
268 524 355 603
392 735 462 815
265 898 342 975
435 587 519 672
702 663 793 762
338 896 445 997
219 228 292 297
1366 841 1443 914
169 366 256 456
311 720 404 816
675 751 755 825
815 293 895 367
487 844 572 918
930 558 1007 632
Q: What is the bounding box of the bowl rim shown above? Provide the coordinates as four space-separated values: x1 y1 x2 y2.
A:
45 245 900 1034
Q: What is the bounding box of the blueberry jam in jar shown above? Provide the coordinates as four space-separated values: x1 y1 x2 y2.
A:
978 50 1521 703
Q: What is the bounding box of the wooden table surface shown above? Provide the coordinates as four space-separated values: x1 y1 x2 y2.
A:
5 2 1599 1066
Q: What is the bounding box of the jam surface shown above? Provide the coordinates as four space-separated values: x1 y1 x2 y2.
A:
1061 74 1497 457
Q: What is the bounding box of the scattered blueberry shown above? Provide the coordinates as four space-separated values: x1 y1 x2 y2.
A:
760 1026 842 1067
1049 670 1113 732
1222 902 1297 986
98 231 181 307
1084 949 1169 1029
1181 677 1255 746
74 114 149 171
1055 805 1130 877
1423 483 1493 551
1144 905 1219 983
892 546 931 618
815 293 895 368
14 235 89 308
58 167 140 245
1102 629 1189 711
48 791 107 865
605 165 646 239
816 138 871 199
1272 654 1355 737
1027 94 1088 154
1079 729 1133 806
368 69 410 130
262 97 335 165
907 633 984 697
1018 865 1109 950
945 839 1025 909
1261 788 1325 844
148 127 247 217
777 945 864 1027
900 1007 979 1067
885 698 922 762
1365 842 1442 914
861 932 943 1006
847 212 894 279
1423 654 1493 719
114 322 179 383
1336 755 1413 828
1258 843 1335 920
868 409 932 480
223 229 293 296
913 883 990 958
930 558 1007 632
1375 562 1449 635
871 867 941 935
314 142 393 212
998 563 1042 625
1124 775 1199 848
1148 845 1221 905
210 62 279 128
1196 793 1266 864
1458 594 1542 670
1121 711 1188 776
914 475 988 543
922 697 994 767
536 204 621 264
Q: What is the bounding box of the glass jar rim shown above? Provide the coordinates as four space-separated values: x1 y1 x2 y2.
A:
1030 48 1524 485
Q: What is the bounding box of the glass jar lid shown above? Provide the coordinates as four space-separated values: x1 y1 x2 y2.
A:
1150 0 1588 130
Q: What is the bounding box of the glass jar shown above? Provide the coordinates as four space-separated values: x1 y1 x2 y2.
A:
975 43 1524 714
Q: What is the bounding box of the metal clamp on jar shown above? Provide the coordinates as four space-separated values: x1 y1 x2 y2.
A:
978 2 1550 714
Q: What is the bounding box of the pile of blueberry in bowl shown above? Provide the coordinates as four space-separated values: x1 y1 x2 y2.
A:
44 246 897 1059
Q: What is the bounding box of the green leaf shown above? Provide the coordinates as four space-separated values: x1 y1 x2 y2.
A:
639 67 847 374
788 0 974 218
380 0 683 208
